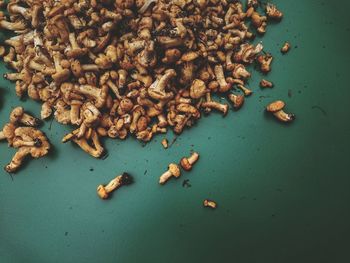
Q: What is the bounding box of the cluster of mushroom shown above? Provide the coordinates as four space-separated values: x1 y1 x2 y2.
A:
0 107 50 172
0 0 284 158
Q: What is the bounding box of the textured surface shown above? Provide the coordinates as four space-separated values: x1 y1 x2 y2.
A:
1 1 350 262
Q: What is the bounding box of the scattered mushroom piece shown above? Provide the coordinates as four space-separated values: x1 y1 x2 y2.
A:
228 93 245 110
97 173 133 199
281 42 291 54
266 100 295 123
161 138 168 149
260 79 274 88
203 199 217 209
4 126 50 173
180 152 200 171
159 163 181 185
257 53 273 73
266 3 283 20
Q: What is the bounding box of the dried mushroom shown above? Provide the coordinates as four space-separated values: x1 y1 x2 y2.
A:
0 108 50 173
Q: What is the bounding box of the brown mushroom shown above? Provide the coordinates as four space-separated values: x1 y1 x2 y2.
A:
97 173 133 199
159 163 181 185
266 100 295 123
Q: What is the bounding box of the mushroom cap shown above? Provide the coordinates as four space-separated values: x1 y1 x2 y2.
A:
230 94 245 109
97 185 108 199
70 60 83 77
190 79 207 99
9 107 24 123
52 68 70 84
180 158 192 171
266 100 285 112
169 163 181 177
65 47 88 59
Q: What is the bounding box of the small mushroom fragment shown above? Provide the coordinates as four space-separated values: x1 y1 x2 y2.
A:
266 100 295 123
266 3 283 20
260 79 274 88
97 173 133 199
257 53 273 73
203 199 217 209
180 152 200 171
281 42 291 54
159 163 181 185
161 138 168 149
227 93 245 110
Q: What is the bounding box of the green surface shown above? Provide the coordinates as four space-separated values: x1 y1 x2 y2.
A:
1 1 350 262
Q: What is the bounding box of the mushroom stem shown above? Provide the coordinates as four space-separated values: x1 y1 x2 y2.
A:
201 101 229 116
273 110 295 122
5 147 30 173
159 170 172 184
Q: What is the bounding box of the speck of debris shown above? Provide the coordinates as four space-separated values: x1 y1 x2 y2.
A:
311 105 327 116
298 90 302 94
182 179 191 188
45 166 48 169
168 136 178 148
253 198 257 201
89 168 94 172
8 172 14 181
259 95 271 99
101 153 109 160
48 117 54 131
208 136 211 140
294 45 298 49
288 89 292 98
271 214 276 218
144 170 148 175
65 232 68 236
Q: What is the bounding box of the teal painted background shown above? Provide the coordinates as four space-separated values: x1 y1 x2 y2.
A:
1 1 350 262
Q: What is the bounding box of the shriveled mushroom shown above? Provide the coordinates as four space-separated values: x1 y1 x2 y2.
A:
5 127 50 173
281 42 291 54
97 173 133 199
180 152 200 171
159 163 181 185
10 107 41 127
266 100 295 123
260 79 274 88
203 199 217 209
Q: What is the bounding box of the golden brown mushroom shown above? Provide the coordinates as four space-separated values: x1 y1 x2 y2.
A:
266 100 295 123
5 127 50 173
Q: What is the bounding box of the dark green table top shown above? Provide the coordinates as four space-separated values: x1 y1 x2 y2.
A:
1 1 350 262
